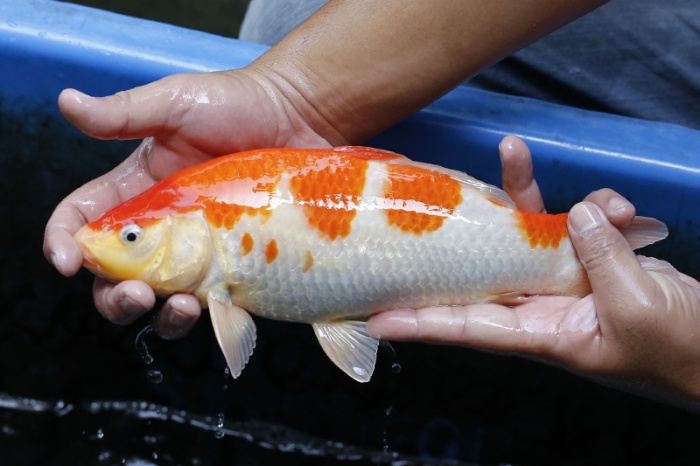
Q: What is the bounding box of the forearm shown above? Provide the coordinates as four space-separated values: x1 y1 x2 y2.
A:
248 0 608 144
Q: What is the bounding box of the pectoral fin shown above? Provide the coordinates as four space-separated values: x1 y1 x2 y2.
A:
207 292 257 378
312 320 379 383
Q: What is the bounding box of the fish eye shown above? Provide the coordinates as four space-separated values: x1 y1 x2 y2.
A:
120 224 142 244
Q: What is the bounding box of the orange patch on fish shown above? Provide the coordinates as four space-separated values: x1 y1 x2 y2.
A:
515 211 569 249
384 164 463 234
302 250 314 273
265 239 279 264
195 155 284 230
240 233 254 256
289 155 369 240
92 150 286 231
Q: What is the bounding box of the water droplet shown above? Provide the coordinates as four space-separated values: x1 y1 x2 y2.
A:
223 367 231 379
96 428 105 439
214 412 225 439
53 400 74 416
147 370 163 384
391 363 402 374
135 325 155 365
152 451 159 460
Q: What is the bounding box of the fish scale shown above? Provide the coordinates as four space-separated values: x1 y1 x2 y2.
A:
74 146 668 382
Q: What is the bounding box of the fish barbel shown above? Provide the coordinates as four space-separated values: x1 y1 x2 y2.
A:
74 146 667 382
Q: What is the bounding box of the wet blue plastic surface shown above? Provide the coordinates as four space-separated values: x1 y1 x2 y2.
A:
4 0 699 274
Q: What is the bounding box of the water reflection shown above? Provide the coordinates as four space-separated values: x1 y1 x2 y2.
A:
0 393 478 466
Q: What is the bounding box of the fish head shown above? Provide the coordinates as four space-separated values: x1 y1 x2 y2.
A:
74 213 212 297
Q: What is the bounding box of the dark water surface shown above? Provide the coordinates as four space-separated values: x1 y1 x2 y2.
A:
3 94 700 466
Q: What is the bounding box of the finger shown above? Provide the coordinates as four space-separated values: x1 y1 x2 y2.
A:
43 142 156 276
58 75 186 141
499 135 545 213
368 305 520 345
582 188 636 229
567 202 656 329
44 208 88 277
153 294 202 340
367 296 579 354
93 278 156 325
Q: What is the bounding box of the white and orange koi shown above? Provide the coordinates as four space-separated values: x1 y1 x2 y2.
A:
74 146 667 382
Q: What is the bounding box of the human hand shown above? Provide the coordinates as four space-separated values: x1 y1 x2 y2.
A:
43 68 334 339
368 135 700 410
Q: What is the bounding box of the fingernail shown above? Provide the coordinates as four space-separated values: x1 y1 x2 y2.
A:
50 251 65 275
167 304 191 327
498 138 513 160
569 202 605 235
119 295 147 314
608 196 632 215
65 88 93 102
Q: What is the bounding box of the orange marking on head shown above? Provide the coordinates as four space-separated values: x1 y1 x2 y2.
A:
265 239 279 264
240 233 254 256
87 147 393 238
302 250 314 273
89 149 286 232
289 153 369 240
383 164 463 235
515 211 569 249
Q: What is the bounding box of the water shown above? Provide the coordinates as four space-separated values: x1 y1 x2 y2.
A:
0 393 477 466
135 325 156 365
135 325 165 384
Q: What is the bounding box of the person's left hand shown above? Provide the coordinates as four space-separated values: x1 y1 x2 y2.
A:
368 135 700 410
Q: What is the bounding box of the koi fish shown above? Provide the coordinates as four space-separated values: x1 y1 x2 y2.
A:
74 146 667 382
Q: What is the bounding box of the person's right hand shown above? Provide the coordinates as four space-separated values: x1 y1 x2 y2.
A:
43 68 334 339
369 136 700 410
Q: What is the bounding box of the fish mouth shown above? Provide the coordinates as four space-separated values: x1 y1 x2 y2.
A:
81 253 97 270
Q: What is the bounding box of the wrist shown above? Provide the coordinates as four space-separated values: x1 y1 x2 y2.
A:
236 61 348 147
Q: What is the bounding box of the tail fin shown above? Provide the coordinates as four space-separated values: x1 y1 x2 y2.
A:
620 216 668 250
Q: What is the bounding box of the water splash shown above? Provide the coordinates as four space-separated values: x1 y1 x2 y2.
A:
0 393 74 416
0 393 476 465
135 325 165 384
147 370 163 384
222 367 231 391
215 413 225 439
134 325 154 365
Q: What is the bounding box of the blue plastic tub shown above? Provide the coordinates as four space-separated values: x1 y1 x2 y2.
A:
2 1 700 465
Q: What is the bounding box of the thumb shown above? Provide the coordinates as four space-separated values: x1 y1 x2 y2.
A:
58 77 182 141
567 202 655 324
